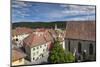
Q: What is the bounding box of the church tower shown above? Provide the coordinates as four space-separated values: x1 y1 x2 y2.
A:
66 22 68 30
55 24 57 30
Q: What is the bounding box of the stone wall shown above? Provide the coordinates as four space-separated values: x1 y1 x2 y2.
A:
65 38 96 61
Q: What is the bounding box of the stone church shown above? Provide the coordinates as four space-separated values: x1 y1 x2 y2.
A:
65 21 96 62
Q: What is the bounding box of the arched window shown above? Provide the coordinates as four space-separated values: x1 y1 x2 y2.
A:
89 43 93 55
78 42 82 54
68 40 70 51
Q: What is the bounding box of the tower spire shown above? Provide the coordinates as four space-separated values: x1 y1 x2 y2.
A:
66 22 67 30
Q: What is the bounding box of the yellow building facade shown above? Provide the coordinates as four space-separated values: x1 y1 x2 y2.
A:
12 58 25 66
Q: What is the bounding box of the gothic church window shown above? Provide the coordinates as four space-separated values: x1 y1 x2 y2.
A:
78 42 82 54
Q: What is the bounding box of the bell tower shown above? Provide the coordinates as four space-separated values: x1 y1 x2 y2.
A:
66 22 68 30
55 24 57 30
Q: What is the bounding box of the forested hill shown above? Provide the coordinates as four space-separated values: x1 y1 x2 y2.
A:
12 21 67 29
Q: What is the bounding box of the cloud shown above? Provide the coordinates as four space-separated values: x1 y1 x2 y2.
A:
12 0 32 19
12 1 95 22
60 4 95 12
66 15 95 21
12 0 32 8
62 10 94 16
42 8 95 20
43 4 95 20
60 4 68 7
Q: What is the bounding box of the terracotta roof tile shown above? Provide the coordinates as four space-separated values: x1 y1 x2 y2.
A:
66 21 96 41
12 48 26 61
12 27 33 36
23 30 54 47
44 30 54 42
23 33 46 47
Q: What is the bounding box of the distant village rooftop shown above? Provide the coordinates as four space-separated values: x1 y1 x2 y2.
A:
12 27 33 36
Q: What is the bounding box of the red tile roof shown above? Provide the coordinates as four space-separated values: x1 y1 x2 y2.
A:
48 29 58 38
23 33 46 47
48 29 57 35
44 30 54 42
12 48 26 61
65 21 96 41
35 28 46 32
12 27 33 36
23 30 54 47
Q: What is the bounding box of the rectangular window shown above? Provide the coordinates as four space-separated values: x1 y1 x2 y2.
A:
33 48 35 50
37 51 38 54
33 57 35 60
46 48 48 51
43 49 45 52
40 45 42 48
33 53 35 56
37 47 39 49
36 57 39 60
44 44 46 46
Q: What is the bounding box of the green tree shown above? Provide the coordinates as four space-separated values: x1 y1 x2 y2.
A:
65 52 75 63
48 41 75 63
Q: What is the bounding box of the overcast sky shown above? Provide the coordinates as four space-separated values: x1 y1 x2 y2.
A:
12 0 96 23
